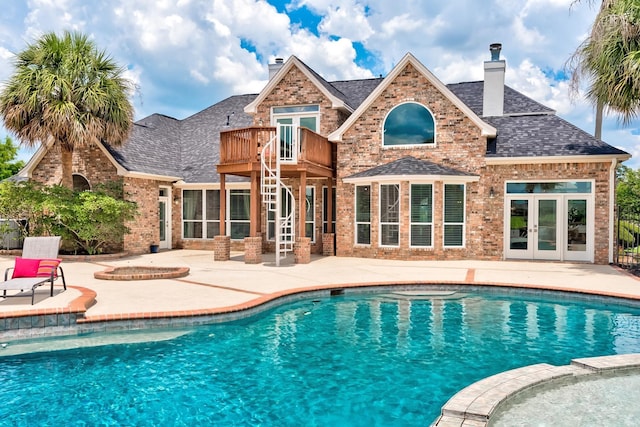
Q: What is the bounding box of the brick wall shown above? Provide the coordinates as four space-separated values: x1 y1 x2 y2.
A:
31 144 161 254
332 63 614 264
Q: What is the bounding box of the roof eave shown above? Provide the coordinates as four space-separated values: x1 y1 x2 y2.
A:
343 174 480 184
485 154 631 165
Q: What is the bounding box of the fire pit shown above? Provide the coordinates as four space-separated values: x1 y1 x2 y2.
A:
94 266 189 280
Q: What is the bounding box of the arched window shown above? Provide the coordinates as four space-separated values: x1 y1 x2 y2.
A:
72 174 91 192
383 102 435 146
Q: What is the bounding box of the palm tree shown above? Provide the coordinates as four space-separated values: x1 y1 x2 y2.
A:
0 31 134 188
568 0 640 139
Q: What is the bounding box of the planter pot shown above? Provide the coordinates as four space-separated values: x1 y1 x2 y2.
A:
150 244 159 253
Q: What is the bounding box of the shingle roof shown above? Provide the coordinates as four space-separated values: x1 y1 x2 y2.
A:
346 156 476 179
447 81 554 116
106 60 628 184
485 114 629 157
105 113 183 177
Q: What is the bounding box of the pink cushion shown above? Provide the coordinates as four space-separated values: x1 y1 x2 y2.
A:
36 259 61 278
11 257 41 278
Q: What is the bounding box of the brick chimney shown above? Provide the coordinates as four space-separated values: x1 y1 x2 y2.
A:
268 57 284 80
482 43 505 117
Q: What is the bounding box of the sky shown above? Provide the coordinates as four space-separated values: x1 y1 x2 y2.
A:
1 0 639 167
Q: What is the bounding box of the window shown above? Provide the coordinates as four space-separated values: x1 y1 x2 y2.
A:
229 189 250 240
272 105 319 132
444 184 465 247
355 185 371 245
379 184 400 246
383 102 435 146
183 189 220 239
305 186 315 242
411 184 433 247
72 174 90 191
322 186 336 233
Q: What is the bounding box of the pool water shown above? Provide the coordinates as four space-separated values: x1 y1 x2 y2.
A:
2 290 640 426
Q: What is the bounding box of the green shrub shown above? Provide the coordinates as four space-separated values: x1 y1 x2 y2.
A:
0 180 137 254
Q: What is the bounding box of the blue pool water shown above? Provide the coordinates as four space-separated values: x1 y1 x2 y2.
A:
2 290 640 426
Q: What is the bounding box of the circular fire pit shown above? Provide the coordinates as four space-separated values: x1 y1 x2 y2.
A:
94 266 190 281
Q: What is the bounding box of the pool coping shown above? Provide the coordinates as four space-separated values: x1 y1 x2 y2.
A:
432 353 640 426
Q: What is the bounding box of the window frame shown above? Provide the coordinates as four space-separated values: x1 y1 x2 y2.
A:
382 101 436 148
182 189 250 241
355 185 371 245
305 186 316 243
443 183 466 248
379 183 400 247
410 183 434 248
182 189 221 239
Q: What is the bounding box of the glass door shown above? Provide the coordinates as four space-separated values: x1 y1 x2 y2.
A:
534 198 560 260
565 198 590 261
158 187 171 249
506 196 560 260
507 199 531 258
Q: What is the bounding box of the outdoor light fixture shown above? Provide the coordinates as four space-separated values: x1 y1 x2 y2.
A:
489 187 495 198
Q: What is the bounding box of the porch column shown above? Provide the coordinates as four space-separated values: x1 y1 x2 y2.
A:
296 172 311 264
219 173 226 235
245 171 262 264
214 173 230 261
250 170 261 237
299 172 307 239
326 178 333 233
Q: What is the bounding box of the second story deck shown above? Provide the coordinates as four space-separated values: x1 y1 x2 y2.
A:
217 126 335 178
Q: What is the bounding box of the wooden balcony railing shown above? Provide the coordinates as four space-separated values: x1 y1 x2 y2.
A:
220 127 275 164
219 126 333 170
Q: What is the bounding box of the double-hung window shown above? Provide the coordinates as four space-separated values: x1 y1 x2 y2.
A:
379 184 400 246
355 185 371 245
182 189 220 239
444 184 465 247
410 184 433 247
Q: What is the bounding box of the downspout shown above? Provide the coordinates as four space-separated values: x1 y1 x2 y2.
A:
609 159 617 263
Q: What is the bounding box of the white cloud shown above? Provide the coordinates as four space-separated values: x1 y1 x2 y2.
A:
317 4 374 41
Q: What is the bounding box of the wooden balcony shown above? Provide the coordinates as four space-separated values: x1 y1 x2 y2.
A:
217 126 335 178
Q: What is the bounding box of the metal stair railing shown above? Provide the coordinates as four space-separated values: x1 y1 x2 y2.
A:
261 125 296 266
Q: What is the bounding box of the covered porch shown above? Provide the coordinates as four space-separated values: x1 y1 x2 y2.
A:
214 126 336 264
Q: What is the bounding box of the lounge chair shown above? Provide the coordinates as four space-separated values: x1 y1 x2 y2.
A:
1 236 67 305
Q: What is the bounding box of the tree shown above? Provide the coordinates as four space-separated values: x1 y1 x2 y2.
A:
616 164 640 216
568 1 640 138
0 31 134 188
0 136 25 179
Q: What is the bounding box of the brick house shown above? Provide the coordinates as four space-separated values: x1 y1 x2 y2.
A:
18 44 629 264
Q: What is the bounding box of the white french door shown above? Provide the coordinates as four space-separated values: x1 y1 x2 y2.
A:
506 195 592 262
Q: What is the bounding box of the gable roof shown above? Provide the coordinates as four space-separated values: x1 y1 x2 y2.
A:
329 53 498 142
343 156 479 184
21 52 628 184
244 56 354 114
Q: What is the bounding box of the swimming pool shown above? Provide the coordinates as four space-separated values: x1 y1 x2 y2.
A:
1 289 640 426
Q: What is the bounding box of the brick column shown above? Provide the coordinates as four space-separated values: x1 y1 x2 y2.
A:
244 236 263 264
294 237 311 264
213 235 231 261
322 233 335 256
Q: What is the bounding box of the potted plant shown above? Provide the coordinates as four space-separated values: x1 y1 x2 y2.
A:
150 242 159 253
